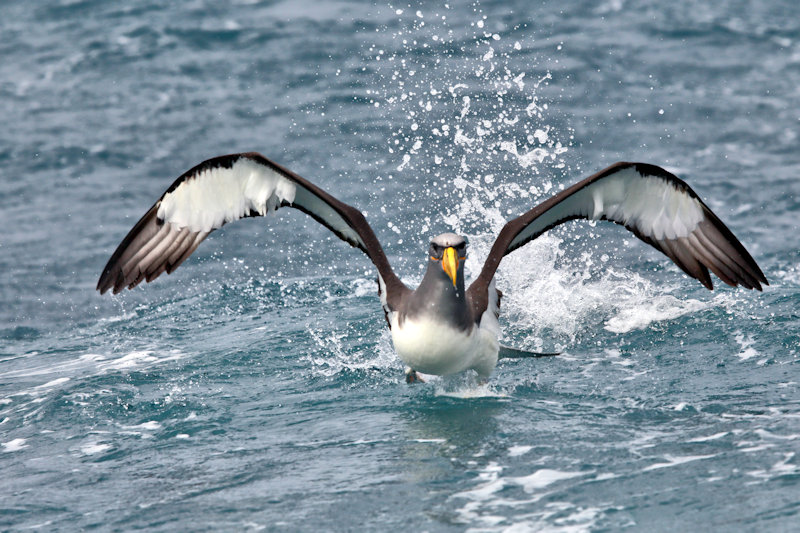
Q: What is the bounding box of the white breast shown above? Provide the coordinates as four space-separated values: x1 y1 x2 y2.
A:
390 315 499 378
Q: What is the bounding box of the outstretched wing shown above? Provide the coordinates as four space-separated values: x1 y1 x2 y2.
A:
97 152 407 300
468 162 767 315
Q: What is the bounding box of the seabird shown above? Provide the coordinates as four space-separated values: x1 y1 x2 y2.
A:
97 153 767 381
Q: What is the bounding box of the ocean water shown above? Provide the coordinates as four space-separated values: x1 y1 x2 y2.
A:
1 0 799 530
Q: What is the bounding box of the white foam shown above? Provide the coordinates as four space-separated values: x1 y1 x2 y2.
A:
351 277 377 298
98 311 137 324
482 234 599 345
738 444 774 453
117 420 162 439
304 326 397 378
434 383 508 399
458 477 507 501
2 438 27 452
500 140 567 168
605 296 707 333
642 454 716 471
770 453 798 475
734 331 759 360
747 452 800 481
508 445 532 457
688 432 729 443
753 429 800 441
512 468 585 492
594 472 618 481
126 421 161 431
452 462 601 530
80 442 112 455
0 350 185 382
455 461 506 502
34 377 70 390
103 351 158 370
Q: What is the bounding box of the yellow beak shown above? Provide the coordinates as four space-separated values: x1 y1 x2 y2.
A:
442 247 459 287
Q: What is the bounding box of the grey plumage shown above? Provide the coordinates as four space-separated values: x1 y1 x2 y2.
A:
399 238 472 332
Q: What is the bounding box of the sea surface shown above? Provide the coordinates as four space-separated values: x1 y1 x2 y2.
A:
2 0 799 530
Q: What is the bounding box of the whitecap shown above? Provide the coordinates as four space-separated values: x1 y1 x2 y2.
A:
511 468 585 492
687 432 729 443
0 350 185 386
34 377 70 390
80 442 112 455
642 454 716 471
734 331 759 360
2 438 27 452
605 296 707 333
508 445 532 457
747 453 799 481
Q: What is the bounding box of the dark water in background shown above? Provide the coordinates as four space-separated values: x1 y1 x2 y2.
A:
2 0 799 530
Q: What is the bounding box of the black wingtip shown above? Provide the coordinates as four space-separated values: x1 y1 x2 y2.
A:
96 271 112 294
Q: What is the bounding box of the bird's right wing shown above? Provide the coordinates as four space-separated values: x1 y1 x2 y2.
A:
97 152 408 304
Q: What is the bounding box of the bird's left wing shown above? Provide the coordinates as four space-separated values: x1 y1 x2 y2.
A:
97 152 406 297
467 162 767 316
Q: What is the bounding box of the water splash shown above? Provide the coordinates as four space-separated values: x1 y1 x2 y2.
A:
365 6 629 347
319 5 729 355
303 323 398 379
346 5 564 267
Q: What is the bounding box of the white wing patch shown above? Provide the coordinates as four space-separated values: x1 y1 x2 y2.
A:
158 158 297 232
377 273 394 324
480 278 501 338
590 169 705 240
98 153 381 294
509 166 704 250
493 162 766 291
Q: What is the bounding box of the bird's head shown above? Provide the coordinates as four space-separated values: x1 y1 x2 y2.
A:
428 233 467 288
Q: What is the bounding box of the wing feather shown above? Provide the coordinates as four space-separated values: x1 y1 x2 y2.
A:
684 233 737 287
468 162 767 317
97 153 406 300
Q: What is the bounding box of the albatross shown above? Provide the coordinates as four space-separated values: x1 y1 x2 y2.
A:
97 153 767 381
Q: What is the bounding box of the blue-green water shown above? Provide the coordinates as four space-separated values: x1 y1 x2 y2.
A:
2 1 799 530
